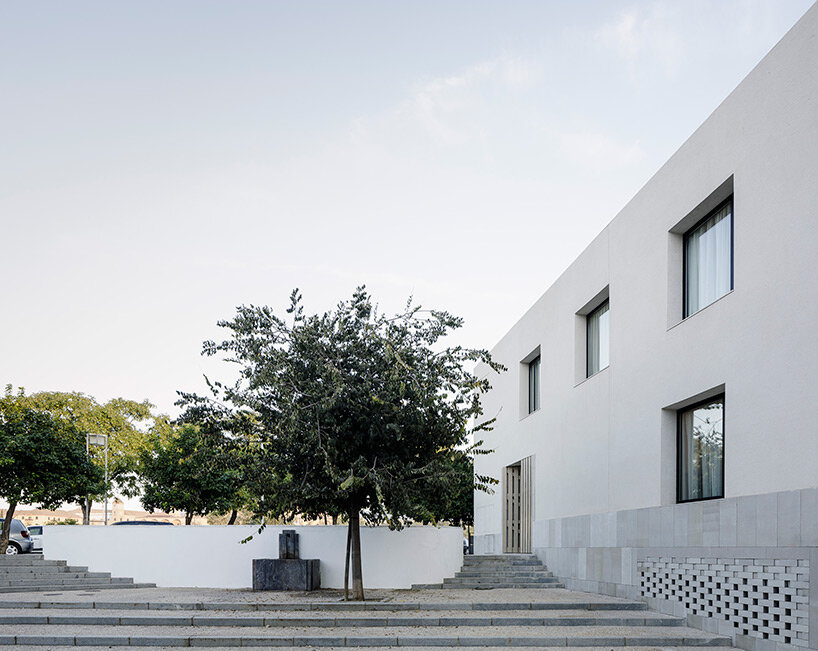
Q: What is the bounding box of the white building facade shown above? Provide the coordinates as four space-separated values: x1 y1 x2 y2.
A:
474 5 818 651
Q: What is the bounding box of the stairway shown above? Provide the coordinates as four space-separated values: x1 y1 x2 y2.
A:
413 553 565 589
0 595 733 648
0 554 156 593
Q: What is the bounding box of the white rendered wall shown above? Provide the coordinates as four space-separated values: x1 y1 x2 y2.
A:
475 3 818 549
42 525 462 589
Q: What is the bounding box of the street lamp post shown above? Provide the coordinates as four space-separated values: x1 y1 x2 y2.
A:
86 434 109 525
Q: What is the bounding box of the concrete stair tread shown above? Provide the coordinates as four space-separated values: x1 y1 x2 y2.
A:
0 646 736 650
0 600 650 612
0 610 687 625
0 623 733 640
1 583 156 593
0 579 133 587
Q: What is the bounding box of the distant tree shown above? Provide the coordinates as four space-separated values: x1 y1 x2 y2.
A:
201 287 503 600
414 446 496 528
20 391 154 524
139 416 249 525
172 394 261 525
0 388 101 553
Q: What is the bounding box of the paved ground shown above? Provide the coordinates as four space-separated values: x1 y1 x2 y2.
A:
0 585 730 650
0 585 632 605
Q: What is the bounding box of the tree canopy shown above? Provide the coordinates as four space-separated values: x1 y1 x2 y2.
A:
0 388 101 552
19 391 154 523
199 287 503 599
139 407 254 525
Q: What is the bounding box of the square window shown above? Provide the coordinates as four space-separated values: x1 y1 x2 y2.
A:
684 198 733 317
677 396 724 502
586 300 609 377
528 355 540 413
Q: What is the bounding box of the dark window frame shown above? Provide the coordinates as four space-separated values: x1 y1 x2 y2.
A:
682 197 734 318
586 299 610 378
676 394 726 504
527 355 540 414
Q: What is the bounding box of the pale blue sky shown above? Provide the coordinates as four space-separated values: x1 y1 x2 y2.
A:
1 1 814 415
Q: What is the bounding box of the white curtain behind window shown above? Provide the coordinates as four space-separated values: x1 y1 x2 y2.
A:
586 301 609 376
685 203 732 316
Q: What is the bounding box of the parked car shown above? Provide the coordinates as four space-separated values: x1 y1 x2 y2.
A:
26 525 43 552
111 520 173 525
0 518 34 554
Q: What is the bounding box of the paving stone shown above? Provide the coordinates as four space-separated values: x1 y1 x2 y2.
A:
74 636 130 646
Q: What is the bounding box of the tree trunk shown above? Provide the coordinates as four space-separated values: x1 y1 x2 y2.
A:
332 514 338 525
81 498 92 525
344 517 352 601
185 512 193 525
0 501 17 554
350 508 364 601
227 509 238 525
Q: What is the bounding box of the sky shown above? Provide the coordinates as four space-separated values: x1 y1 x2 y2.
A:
1 0 814 418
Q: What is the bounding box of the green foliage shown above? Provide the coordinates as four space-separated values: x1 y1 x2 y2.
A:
19 391 154 499
199 287 504 597
413 445 498 528
139 413 250 525
52 519 79 525
0 388 102 551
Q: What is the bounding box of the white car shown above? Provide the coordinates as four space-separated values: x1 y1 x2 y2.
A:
26 525 43 552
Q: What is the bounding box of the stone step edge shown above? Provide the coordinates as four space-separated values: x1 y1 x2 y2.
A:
0 601 648 612
423 584 567 590
0 614 687 627
0 583 156 594
0 633 733 647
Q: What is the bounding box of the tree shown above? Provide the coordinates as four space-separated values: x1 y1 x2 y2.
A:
19 391 154 524
413 445 496 528
139 417 249 525
0 389 101 553
201 287 503 600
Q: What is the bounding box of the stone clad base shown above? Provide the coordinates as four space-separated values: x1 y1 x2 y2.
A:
252 558 320 591
476 487 818 651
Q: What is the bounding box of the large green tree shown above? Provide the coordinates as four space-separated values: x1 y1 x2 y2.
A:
0 389 101 553
201 287 503 600
21 391 154 524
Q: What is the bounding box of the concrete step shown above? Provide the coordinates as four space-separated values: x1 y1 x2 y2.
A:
4 570 109 578
0 571 112 581
440 582 567 589
452 573 557 580
443 574 558 583
0 582 156 594
0 624 734 647
0 577 133 587
0 600 650 612
0 567 69 574
456 567 553 573
0 645 735 651
463 560 544 567
0 610 688 627
0 558 64 567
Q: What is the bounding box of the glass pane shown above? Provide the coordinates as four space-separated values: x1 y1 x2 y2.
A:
685 202 732 316
587 300 609 376
678 398 724 501
528 356 540 413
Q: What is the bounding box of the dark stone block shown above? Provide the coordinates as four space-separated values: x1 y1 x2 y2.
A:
252 558 320 591
279 529 299 559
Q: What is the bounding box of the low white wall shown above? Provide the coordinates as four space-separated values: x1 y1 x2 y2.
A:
42 524 462 590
